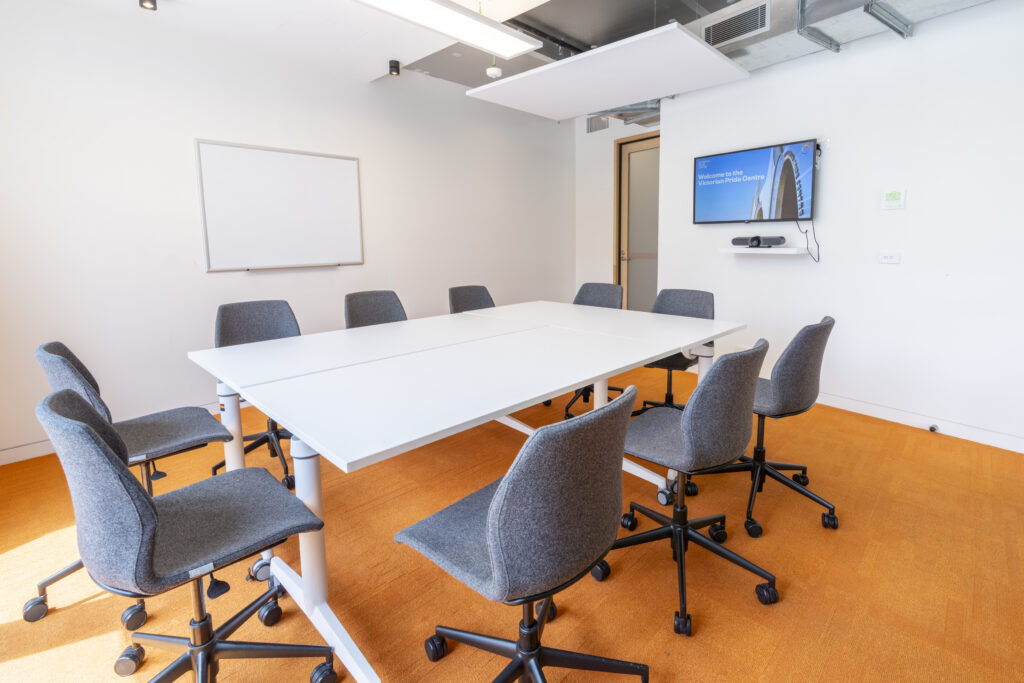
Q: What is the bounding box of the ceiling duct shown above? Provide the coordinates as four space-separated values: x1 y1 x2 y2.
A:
686 0 991 72
704 2 770 48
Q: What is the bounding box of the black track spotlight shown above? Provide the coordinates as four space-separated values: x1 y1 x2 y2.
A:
389 59 400 76
139 0 157 10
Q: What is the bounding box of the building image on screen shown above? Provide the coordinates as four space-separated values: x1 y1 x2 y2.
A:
694 140 815 223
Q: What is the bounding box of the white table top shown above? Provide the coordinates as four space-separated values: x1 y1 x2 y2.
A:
189 301 744 473
189 312 539 391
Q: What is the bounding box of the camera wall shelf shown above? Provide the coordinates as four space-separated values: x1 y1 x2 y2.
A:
719 247 807 255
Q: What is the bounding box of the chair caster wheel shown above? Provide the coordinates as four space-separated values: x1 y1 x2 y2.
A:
822 512 839 529
283 475 296 490
756 583 779 605
23 596 48 623
258 600 282 627
249 557 273 582
542 400 552 406
535 599 557 622
684 480 698 497
121 601 147 631
656 488 675 506
708 523 727 543
114 644 145 677
591 560 611 582
744 519 763 538
425 635 448 662
310 661 338 683
792 472 809 486
673 612 692 636
620 513 638 531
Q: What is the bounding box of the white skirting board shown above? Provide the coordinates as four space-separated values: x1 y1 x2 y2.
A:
817 393 1023 454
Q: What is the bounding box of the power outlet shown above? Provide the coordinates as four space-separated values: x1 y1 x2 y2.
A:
879 252 902 265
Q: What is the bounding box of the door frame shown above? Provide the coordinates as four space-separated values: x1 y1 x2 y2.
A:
614 131 661 308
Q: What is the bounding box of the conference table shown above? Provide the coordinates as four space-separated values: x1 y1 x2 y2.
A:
188 301 744 682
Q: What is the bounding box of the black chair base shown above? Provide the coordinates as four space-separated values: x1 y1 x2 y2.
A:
564 385 624 420
686 415 838 535
632 367 690 416
212 419 294 489
23 559 149 630
120 579 335 682
425 598 648 683
607 493 778 635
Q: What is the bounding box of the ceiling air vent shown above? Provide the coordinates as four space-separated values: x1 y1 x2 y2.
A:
703 2 769 48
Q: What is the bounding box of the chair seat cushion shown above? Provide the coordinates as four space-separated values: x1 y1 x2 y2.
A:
623 407 690 471
394 480 501 602
115 407 232 464
644 352 696 372
145 467 322 594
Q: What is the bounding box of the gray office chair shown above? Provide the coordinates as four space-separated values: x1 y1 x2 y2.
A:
210 300 300 489
344 289 408 328
593 341 779 636
448 285 495 313
686 317 838 537
563 282 625 419
636 289 714 418
26 341 232 628
396 387 649 682
35 389 338 683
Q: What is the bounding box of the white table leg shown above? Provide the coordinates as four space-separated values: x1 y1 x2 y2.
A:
217 382 246 471
593 378 609 408
272 437 380 683
496 415 536 436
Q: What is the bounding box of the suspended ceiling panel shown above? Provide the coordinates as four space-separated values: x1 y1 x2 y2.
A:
466 23 747 121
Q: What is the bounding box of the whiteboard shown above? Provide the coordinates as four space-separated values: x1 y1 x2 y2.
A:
196 140 364 272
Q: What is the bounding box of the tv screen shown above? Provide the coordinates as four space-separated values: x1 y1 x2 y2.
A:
693 139 816 224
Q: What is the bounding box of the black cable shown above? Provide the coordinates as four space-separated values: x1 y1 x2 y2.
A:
795 219 821 262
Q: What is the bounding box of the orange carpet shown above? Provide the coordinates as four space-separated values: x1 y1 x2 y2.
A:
1 367 1021 682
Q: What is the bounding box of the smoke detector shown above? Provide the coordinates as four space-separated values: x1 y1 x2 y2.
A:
486 65 503 79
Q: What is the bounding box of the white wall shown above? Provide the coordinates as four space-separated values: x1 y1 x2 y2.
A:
574 118 657 287
0 1 575 463
656 0 1024 451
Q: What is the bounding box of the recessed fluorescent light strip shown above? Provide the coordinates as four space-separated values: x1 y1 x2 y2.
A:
351 0 542 60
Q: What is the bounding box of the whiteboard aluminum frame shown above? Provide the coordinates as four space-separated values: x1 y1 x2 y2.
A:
195 139 366 273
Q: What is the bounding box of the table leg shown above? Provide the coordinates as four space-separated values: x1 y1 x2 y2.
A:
271 437 380 683
495 415 535 436
217 382 246 471
593 378 609 408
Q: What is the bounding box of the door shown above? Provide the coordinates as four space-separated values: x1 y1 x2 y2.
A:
616 133 660 311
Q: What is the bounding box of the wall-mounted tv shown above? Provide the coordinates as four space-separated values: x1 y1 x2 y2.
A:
694 139 816 224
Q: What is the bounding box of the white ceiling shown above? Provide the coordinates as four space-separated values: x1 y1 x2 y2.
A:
73 0 546 81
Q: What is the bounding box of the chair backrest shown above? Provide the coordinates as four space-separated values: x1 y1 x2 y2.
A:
763 316 835 416
449 285 495 314
572 283 623 309
485 386 637 602
35 390 158 596
215 300 300 348
650 289 714 320
678 340 768 471
344 290 408 329
35 342 112 423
